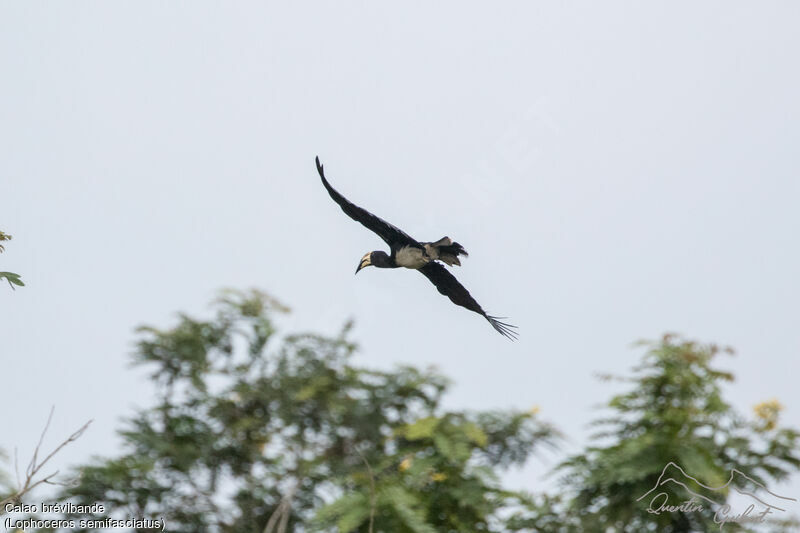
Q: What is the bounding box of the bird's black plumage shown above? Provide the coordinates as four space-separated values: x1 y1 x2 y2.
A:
316 156 517 340
418 263 518 340
316 157 416 249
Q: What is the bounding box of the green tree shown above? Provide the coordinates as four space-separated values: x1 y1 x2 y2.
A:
52 289 558 532
0 230 24 290
507 334 800 532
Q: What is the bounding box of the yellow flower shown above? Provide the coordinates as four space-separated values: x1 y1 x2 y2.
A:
398 457 413 472
528 405 541 416
754 398 783 431
431 472 448 482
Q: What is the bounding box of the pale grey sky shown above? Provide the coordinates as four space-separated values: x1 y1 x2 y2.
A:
2 0 799 514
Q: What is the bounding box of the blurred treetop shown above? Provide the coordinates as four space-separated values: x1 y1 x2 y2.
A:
6 290 798 532
53 289 559 532
509 335 800 532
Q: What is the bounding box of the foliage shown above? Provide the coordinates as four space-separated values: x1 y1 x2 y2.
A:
0 230 24 289
0 230 10 253
508 334 800 532
13 292 799 532
50 289 558 532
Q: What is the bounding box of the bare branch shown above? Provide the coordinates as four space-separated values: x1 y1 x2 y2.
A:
27 406 55 480
354 446 376 533
263 481 298 533
31 418 92 483
0 409 92 513
13 447 20 490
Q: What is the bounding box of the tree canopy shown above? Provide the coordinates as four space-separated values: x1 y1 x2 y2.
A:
51 289 559 532
508 335 800 532
5 292 799 532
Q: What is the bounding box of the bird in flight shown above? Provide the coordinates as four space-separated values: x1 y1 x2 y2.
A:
316 156 517 340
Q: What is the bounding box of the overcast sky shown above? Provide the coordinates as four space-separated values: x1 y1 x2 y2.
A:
2 1 799 514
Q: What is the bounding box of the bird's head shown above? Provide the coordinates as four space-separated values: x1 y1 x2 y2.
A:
355 251 391 274
355 252 373 274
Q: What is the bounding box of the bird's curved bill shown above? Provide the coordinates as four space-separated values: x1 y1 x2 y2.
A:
355 253 371 274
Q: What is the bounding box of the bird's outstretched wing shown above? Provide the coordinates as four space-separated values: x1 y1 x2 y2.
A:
418 262 518 340
316 156 418 248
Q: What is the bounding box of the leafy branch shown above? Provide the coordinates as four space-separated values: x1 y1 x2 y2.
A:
0 231 24 290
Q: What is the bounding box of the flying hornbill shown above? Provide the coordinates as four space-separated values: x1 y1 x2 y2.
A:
315 156 517 340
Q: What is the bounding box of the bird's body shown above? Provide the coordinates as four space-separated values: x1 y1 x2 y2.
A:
394 245 429 269
316 156 517 340
383 238 466 270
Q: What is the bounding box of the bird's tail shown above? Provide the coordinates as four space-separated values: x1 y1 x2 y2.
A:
431 237 468 266
486 315 518 340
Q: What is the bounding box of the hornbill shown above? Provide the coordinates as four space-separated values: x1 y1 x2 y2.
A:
315 156 517 340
